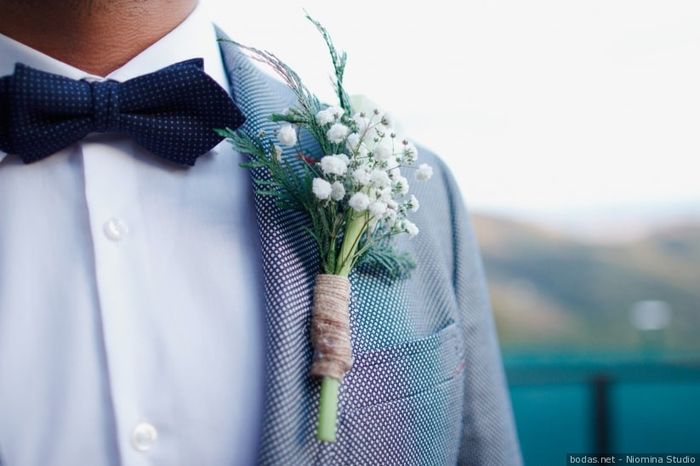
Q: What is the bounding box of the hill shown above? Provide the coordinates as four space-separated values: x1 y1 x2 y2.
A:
471 213 700 351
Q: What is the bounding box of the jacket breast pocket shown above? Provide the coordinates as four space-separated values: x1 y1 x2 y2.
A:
335 321 466 466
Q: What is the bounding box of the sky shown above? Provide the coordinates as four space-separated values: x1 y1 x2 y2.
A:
207 0 700 216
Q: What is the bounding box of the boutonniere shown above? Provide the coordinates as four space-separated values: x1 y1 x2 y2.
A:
217 14 433 443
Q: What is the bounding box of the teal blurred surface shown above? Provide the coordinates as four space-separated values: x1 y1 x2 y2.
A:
505 353 700 466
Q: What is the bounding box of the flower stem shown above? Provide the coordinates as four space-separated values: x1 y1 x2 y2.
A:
336 211 368 277
315 212 367 442
316 376 340 442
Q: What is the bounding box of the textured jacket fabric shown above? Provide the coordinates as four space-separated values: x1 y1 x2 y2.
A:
218 31 523 466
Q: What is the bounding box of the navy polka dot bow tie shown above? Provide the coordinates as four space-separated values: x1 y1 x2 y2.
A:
0 58 245 166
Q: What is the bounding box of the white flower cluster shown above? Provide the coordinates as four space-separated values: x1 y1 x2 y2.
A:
276 105 433 238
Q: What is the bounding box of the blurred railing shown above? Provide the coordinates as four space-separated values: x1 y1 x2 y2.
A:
504 352 700 466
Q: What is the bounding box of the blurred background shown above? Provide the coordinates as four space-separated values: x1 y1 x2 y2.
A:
210 0 700 463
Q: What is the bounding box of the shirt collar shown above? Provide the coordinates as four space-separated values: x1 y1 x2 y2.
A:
0 2 229 161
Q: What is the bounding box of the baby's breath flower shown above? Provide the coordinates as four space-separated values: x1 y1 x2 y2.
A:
317 106 344 125
402 141 418 164
404 220 420 237
346 133 363 152
331 181 346 201
346 134 369 157
389 167 401 179
336 153 350 165
348 192 370 212
373 142 393 162
352 167 371 185
375 111 393 129
370 169 391 188
368 201 387 218
277 123 297 146
352 113 371 132
346 132 360 147
312 178 332 200
384 208 398 225
377 187 393 203
415 163 433 181
393 175 409 195
315 109 335 126
327 106 345 119
407 194 420 212
327 123 350 143
320 155 348 176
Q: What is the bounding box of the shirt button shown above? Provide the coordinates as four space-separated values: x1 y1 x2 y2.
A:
131 422 158 452
103 218 128 242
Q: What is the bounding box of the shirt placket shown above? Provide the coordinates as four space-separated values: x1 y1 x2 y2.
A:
80 138 176 466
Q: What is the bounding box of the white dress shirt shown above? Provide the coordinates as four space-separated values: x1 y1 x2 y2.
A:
0 4 266 465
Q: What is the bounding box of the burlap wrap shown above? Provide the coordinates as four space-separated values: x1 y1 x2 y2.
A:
310 274 352 380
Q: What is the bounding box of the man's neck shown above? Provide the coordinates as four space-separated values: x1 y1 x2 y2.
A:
0 0 198 76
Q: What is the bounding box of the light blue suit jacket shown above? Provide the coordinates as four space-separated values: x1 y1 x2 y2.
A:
217 31 523 466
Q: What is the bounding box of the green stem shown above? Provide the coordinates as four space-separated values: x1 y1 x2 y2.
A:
316 212 368 442
335 211 369 277
316 376 340 442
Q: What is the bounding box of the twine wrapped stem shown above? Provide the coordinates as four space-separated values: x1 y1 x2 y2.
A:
310 274 352 379
310 274 352 442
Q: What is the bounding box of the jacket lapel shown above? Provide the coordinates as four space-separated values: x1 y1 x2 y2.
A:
217 32 334 464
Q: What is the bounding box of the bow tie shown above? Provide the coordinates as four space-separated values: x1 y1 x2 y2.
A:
0 58 245 166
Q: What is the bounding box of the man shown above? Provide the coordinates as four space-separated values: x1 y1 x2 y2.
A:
0 0 522 465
